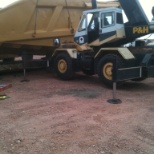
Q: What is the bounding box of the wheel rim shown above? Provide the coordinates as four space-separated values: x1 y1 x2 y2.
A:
103 62 113 80
58 59 67 73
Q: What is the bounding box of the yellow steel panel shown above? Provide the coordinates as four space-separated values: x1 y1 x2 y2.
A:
85 2 120 8
47 6 63 31
0 0 89 45
38 0 90 8
0 0 36 41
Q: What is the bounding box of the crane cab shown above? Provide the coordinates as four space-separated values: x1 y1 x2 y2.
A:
74 7 125 47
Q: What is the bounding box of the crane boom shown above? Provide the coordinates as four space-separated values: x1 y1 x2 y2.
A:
119 0 149 26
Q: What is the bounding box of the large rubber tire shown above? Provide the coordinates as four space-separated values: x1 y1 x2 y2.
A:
97 54 124 87
54 53 73 80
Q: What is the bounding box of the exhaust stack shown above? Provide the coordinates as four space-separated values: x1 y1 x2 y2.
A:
91 0 97 9
152 7 154 21
150 7 154 30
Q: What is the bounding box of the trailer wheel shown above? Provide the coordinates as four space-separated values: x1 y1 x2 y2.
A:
97 54 124 87
54 53 73 80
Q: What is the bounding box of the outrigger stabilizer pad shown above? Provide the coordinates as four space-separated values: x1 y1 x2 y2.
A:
0 95 9 100
107 99 122 104
20 79 30 82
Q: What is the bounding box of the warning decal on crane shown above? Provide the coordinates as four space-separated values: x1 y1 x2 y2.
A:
79 37 85 44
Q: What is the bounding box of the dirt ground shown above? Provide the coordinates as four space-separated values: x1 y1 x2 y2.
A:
0 70 154 154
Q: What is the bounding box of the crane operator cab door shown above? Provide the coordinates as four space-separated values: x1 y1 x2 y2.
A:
99 8 125 45
74 11 100 45
74 8 125 46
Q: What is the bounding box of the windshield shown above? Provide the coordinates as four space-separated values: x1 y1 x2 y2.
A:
78 12 99 32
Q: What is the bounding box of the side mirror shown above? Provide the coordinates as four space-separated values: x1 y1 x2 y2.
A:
53 38 60 47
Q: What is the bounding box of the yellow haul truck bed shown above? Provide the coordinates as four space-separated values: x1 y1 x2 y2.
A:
0 0 120 71
0 0 120 47
0 0 91 46
0 0 92 67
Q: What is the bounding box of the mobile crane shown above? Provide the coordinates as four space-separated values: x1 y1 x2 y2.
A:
73 0 154 86
0 0 154 86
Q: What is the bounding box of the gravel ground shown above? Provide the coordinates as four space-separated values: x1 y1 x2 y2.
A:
0 70 154 154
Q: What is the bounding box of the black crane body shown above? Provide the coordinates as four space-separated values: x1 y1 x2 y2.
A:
73 0 154 86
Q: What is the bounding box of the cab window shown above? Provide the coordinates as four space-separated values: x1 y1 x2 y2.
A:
117 12 123 24
78 13 99 32
101 12 115 27
78 15 86 32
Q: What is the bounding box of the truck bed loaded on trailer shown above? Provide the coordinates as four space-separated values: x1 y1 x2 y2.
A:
0 0 154 87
